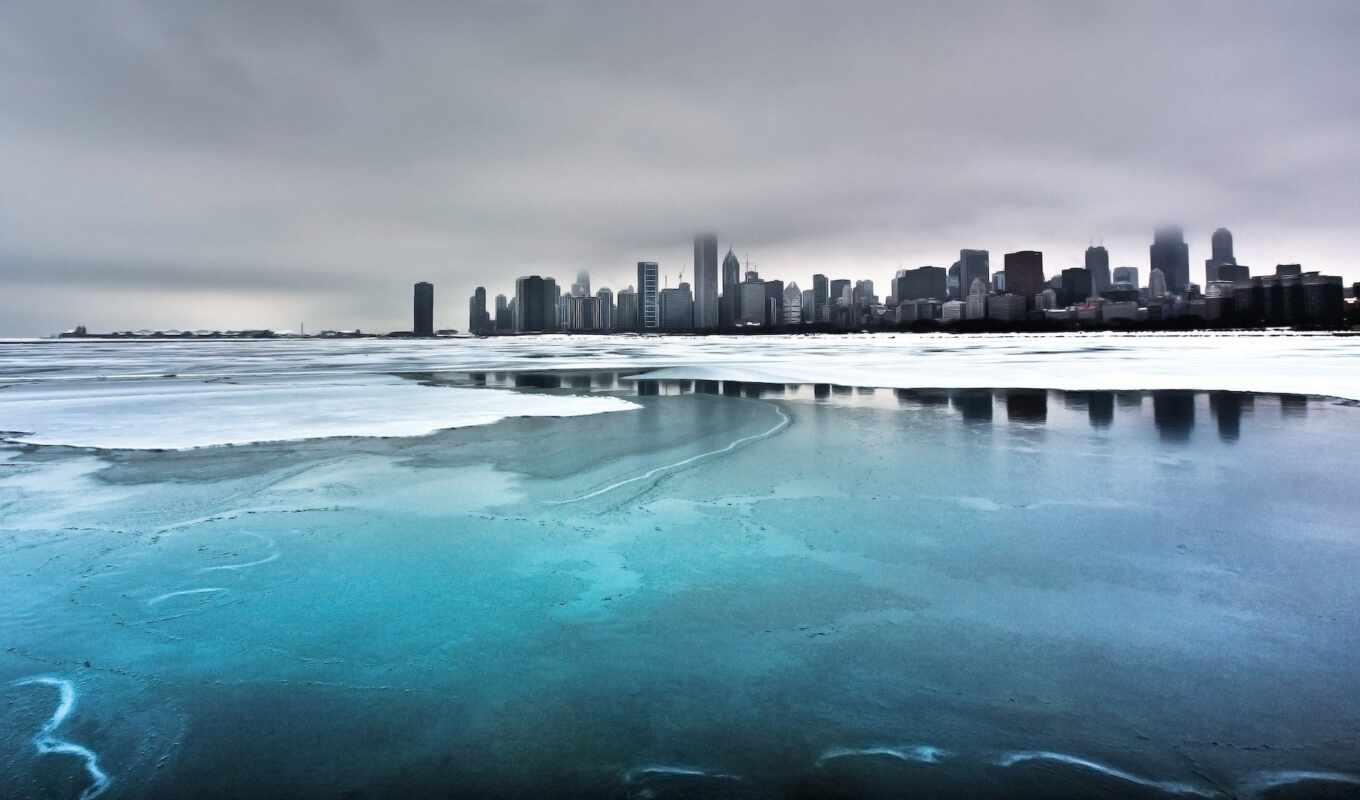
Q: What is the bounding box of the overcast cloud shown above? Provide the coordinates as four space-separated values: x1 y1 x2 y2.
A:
2 1 1357 334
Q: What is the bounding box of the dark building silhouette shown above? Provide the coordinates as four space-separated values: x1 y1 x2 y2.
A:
720 248 741 328
1085 246 1111 295
1060 267 1092 306
468 286 489 335
413 281 434 336
1004 251 1045 307
1276 263 1302 278
1149 226 1191 295
764 279 784 327
615 286 639 331
959 249 990 301
693 234 719 329
513 276 547 332
1205 227 1237 283
812 273 829 322
894 266 947 302
1087 391 1114 428
948 261 961 300
494 294 510 331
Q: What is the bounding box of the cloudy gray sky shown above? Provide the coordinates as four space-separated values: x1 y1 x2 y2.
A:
2 1 1357 335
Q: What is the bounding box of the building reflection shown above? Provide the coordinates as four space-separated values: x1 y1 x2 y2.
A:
514 372 561 389
1280 394 1308 418
814 383 831 399
695 379 720 395
1005 389 1048 423
635 379 659 396
950 389 994 423
1208 392 1243 441
1152 391 1195 441
894 389 950 407
1087 392 1114 428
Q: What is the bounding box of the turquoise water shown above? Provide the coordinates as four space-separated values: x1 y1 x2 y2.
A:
3 376 1359 799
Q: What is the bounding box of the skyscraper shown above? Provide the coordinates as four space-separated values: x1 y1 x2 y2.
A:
720 248 741 328
1085 246 1111 294
1112 266 1139 288
636 262 659 329
571 270 591 298
764 279 785 327
959 250 990 303
596 287 614 331
1004 251 1045 306
494 293 510 331
1149 268 1168 299
1149 226 1190 295
659 282 694 329
513 276 546 332
783 282 803 326
947 261 961 299
467 286 488 335
1205 227 1236 283
413 281 434 336
543 278 561 332
1060 267 1092 306
693 234 719 330
812 273 829 322
893 266 947 302
739 270 766 326
616 286 639 330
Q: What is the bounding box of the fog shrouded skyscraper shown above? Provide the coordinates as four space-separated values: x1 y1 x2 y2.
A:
1085 246 1111 294
1004 251 1045 306
637 261 659 329
693 234 719 329
1113 266 1139 288
720 248 741 328
413 281 434 335
959 250 990 303
570 270 591 298
1150 226 1191 295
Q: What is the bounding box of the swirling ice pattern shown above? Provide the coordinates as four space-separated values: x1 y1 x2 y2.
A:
995 751 1219 797
197 532 279 572
621 765 742 783
145 587 227 606
13 676 110 800
816 745 952 766
1238 770 1360 797
551 404 790 504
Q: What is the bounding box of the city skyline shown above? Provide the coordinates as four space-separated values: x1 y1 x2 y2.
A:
3 2 1359 336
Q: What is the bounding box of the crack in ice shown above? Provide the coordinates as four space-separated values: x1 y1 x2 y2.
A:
13 676 110 800
550 403 789 504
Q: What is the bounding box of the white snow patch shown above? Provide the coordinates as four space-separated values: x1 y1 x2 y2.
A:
0 376 637 450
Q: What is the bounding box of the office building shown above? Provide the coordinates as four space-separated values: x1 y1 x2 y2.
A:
596 288 614 331
615 286 639 331
894 266 947 302
1149 226 1191 295
413 281 434 336
467 286 489 335
783 283 803 325
1112 266 1139 288
1060 267 1092 306
494 293 510 331
959 250 990 303
1149 268 1168 299
992 271 1006 293
637 262 660 329
764 279 784 327
513 276 547 332
812 273 829 322
659 282 694 329
1085 246 1111 294
571 270 591 298
1004 251 1045 307
720 248 741 328
987 293 1027 322
739 270 767 326
693 234 719 329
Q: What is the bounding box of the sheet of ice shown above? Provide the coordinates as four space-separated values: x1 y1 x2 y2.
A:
0 375 636 450
2 332 1357 398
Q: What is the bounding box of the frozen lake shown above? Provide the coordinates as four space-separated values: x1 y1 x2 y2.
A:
2 336 1358 799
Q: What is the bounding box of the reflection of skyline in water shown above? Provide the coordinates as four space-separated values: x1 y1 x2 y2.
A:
454 370 1321 445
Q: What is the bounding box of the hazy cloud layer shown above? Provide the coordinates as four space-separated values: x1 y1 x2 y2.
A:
2 1 1357 334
